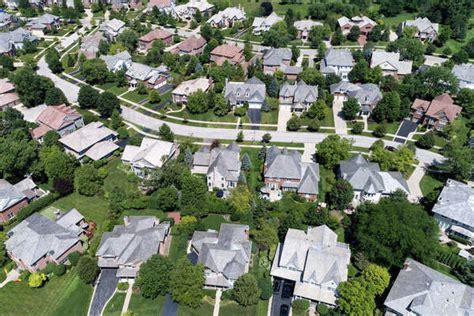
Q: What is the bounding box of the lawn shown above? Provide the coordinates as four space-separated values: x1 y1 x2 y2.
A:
103 292 126 316
420 172 446 197
367 121 401 135
261 110 279 125
123 90 149 104
383 11 416 29
241 147 264 192
219 299 268 316
0 269 93 316
168 234 189 261
177 300 214 316
318 166 336 203
171 109 239 123
201 214 229 231
128 294 166 315
437 9 474 54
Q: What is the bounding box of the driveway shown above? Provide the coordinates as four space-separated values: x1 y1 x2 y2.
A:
332 96 347 135
277 105 292 132
162 294 178 316
248 109 261 130
88 269 119 316
270 279 293 316
302 143 316 163
396 119 418 138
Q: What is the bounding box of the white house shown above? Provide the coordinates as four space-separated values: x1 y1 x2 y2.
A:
320 48 354 81
252 12 283 35
207 7 246 28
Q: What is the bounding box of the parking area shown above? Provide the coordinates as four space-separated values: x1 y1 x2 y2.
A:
270 278 294 316
394 119 418 143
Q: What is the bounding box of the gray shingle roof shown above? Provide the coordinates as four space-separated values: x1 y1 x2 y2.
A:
280 80 318 105
0 179 27 212
370 51 413 75
323 48 354 67
263 48 292 66
330 81 382 110
452 64 474 84
0 28 37 54
193 143 241 181
224 77 266 105
384 258 474 315
100 51 132 71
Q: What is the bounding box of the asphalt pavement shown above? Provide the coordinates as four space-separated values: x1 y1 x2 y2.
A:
88 269 119 316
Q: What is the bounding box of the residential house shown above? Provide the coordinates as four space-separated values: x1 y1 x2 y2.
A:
410 93 461 131
5 211 85 272
279 80 318 113
59 121 119 160
125 62 170 89
0 28 37 55
431 179 474 243
55 208 88 238
0 78 20 110
207 7 246 28
452 63 474 90
330 81 382 115
338 154 409 205
173 0 214 20
79 32 104 60
224 77 266 109
100 50 132 72
122 137 179 177
338 16 376 36
210 44 245 66
31 104 84 142
370 51 413 78
262 47 292 75
320 48 354 81
252 12 283 35
147 0 175 14
401 17 439 42
172 77 212 104
262 146 320 201
192 143 241 192
26 14 60 37
0 179 29 223
99 18 126 41
294 20 322 40
271 225 351 305
0 12 14 30
171 35 206 56
190 223 251 289
138 28 173 53
96 216 170 279
111 0 142 11
384 258 474 315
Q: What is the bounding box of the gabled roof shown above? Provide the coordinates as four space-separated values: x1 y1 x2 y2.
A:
172 77 212 96
403 17 439 34
452 63 474 83
100 50 132 71
252 12 283 28
193 143 241 181
35 104 81 130
412 93 461 122
293 20 322 31
101 18 126 32
279 80 318 104
337 16 376 28
224 77 266 104
211 44 243 58
139 28 172 42
0 179 27 212
370 51 413 75
321 48 354 74
122 137 178 169
330 81 382 105
59 121 117 153
147 0 174 9
263 47 292 66
207 7 246 24
173 35 206 53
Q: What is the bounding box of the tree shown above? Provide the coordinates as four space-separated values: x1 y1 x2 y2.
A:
213 94 230 116
159 123 174 142
413 66 459 99
316 135 352 168
111 110 123 130
228 185 252 218
0 130 38 181
241 152 252 171
78 85 100 109
74 164 103 196
348 59 370 83
187 90 209 114
81 58 108 84
268 77 279 98
352 198 439 268
22 39 37 54
298 68 325 86
97 92 120 118
136 82 147 95
286 115 301 131
12 67 53 107
77 256 100 284
149 186 179 212
98 39 110 55
292 300 310 314
29 272 47 288
136 255 173 299
175 215 197 237
442 144 474 181
231 273 261 306
306 100 326 120
416 131 435 149
342 97 360 120
148 90 161 104
117 29 138 51
236 131 244 142
361 264 391 295
347 26 361 42
44 87 67 105
387 37 425 66
180 173 208 216
45 48 63 73
170 258 205 308
351 122 364 134
252 223 278 251
258 277 273 300
40 145 77 184
331 28 344 46
327 179 353 210
260 2 273 16
291 44 300 62
307 118 320 132
371 92 401 123
455 261 474 286
262 22 290 48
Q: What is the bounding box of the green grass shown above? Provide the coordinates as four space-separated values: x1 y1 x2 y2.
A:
261 110 279 125
171 109 238 123
0 269 93 316
437 9 474 54
420 172 446 197
40 206 60 220
367 121 400 135
201 214 229 231
177 300 214 316
108 85 129 96
169 234 189 261
219 299 268 316
318 166 336 203
383 11 416 29
103 292 126 316
123 90 149 104
128 294 166 315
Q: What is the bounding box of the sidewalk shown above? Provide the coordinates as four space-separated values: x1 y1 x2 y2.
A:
213 289 222 316
0 269 20 288
121 283 134 315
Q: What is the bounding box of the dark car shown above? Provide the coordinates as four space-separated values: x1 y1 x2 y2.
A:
280 304 289 316
273 279 281 293
282 284 293 298
385 146 398 152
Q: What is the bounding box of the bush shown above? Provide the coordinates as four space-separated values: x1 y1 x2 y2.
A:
29 272 47 288
16 193 60 222
416 131 435 149
372 124 386 138
258 277 273 300
287 115 301 131
52 264 66 276
316 303 330 315
234 107 247 117
42 262 56 275
77 256 99 284
118 282 129 291
351 122 364 134
307 118 320 132
292 299 310 314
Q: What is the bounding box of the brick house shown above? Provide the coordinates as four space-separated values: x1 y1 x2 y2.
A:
171 35 206 56
0 179 29 223
410 93 462 131
210 44 245 66
31 104 84 142
138 28 173 53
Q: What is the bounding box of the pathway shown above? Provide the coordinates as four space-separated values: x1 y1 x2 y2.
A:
277 105 292 132
407 162 425 202
302 143 316 163
213 289 222 316
121 283 134 315
0 269 20 288
332 97 347 135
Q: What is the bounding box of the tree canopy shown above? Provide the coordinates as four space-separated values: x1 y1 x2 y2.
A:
170 258 205 308
316 135 352 168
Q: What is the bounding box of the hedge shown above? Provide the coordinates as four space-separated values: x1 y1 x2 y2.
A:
16 193 61 222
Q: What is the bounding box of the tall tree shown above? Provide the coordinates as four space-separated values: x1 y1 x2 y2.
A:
316 135 352 168
170 258 205 308
97 92 120 118
231 274 261 306
342 97 360 120
136 255 174 298
78 85 100 109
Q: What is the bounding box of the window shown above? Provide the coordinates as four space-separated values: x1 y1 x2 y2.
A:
7 212 14 219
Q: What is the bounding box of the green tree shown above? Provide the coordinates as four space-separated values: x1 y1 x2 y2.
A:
316 135 352 168
12 67 54 107
186 90 209 114
236 130 244 142
45 48 63 73
298 68 325 86
40 145 77 184
252 223 278 251
416 131 435 149
159 123 174 142
348 59 370 83
306 100 327 120
117 29 139 51
338 278 376 315
29 272 47 288
0 232 8 267
342 97 360 120
241 152 253 171
327 179 353 210
175 215 197 237
347 26 361 42
292 300 310 314
231 273 261 306
136 255 173 298
81 58 108 84
78 85 100 109
262 22 290 48
286 115 301 131
149 186 179 212
387 37 425 66
44 87 67 105
267 77 279 98
148 90 161 104
98 39 110 55
77 256 100 284
170 258 205 308
351 122 364 134
228 185 252 218
180 173 208 216
371 92 401 123
213 94 230 116
331 28 344 46
97 92 120 118
413 66 459 99
0 130 38 181
74 164 104 196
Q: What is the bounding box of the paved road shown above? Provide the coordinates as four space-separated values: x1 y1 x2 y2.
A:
88 269 119 316
162 294 178 316
38 56 79 103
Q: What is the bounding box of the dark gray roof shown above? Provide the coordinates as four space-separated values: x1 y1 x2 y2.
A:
320 48 354 73
193 143 241 181
0 179 27 212
279 80 318 105
330 81 382 110
384 258 474 315
263 48 292 66
0 28 37 54
224 77 266 105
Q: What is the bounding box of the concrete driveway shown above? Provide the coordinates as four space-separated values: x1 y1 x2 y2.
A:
277 105 292 132
332 96 347 135
88 269 119 316
302 143 316 163
248 109 261 130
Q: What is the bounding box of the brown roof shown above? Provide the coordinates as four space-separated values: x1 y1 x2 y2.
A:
36 104 82 130
147 0 172 8
139 28 172 43
412 93 461 122
211 44 243 58
0 92 19 108
0 79 15 95
411 98 431 111
173 35 206 53
31 124 52 139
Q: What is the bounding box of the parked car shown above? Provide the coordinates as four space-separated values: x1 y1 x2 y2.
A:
273 279 281 293
280 304 289 316
282 283 293 298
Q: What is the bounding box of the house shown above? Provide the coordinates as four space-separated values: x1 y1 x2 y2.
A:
111 0 142 11
173 0 214 20
122 137 179 177
262 146 320 201
55 208 88 237
279 80 318 113
0 12 14 30
262 47 292 75
79 32 105 60
5 212 85 272
410 93 462 131
330 81 382 115
224 77 266 109
294 20 323 40
207 7 246 28
125 62 170 89
171 35 206 56
26 14 60 36
210 44 245 66
192 143 241 192
31 104 84 142
320 48 354 81
338 16 376 36
99 18 126 41
452 63 474 90
100 51 132 72
431 179 474 243
96 216 170 279
172 77 212 104
0 179 29 223
59 121 119 160
138 28 173 53
384 258 474 315
370 51 413 78
147 0 175 14
0 28 37 55
271 225 351 305
281 64 303 81
0 78 19 110
401 17 439 42
190 223 251 289
338 154 409 205
252 12 283 35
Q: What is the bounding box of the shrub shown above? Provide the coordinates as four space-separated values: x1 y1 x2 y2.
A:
292 299 310 314
416 131 435 149
258 277 272 300
16 193 60 222
77 256 99 284
351 122 364 134
42 262 56 275
316 303 329 315
307 118 320 132
234 107 247 117
287 115 301 131
372 124 386 138
29 272 47 288
52 264 66 276
118 282 129 291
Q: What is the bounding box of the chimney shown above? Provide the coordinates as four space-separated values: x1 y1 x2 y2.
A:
124 216 130 226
